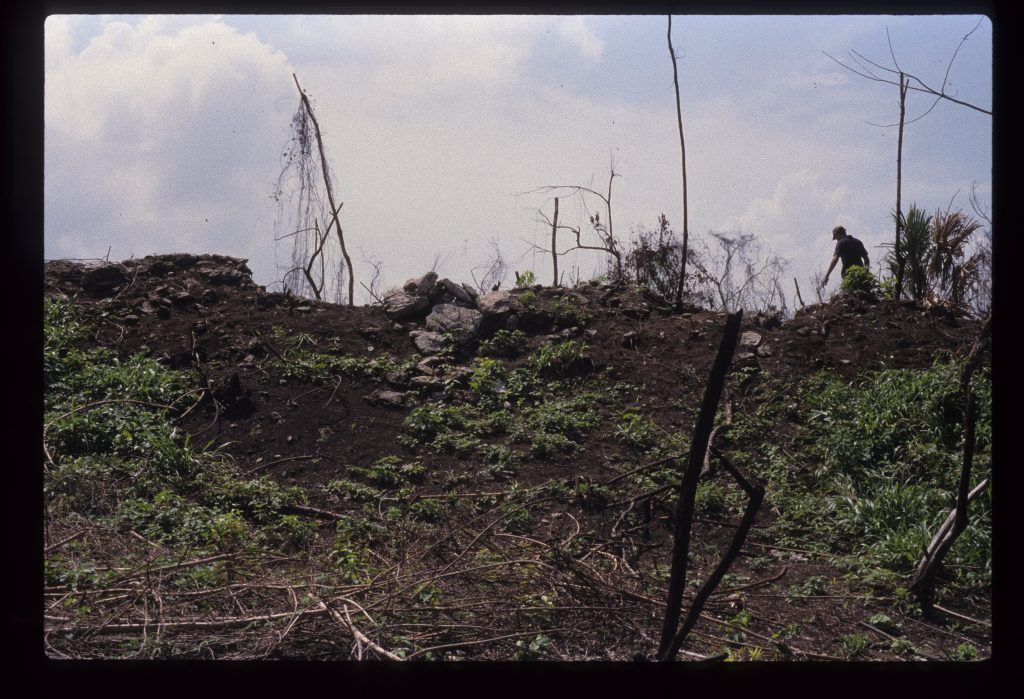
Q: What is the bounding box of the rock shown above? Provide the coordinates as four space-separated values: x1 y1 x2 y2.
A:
622 331 640 348
740 331 762 348
426 304 483 342
416 356 443 375
384 371 410 389
755 343 774 358
383 290 431 320
365 389 408 408
440 278 476 306
477 290 513 318
622 305 650 321
403 271 438 295
81 262 128 297
461 283 480 302
409 375 444 391
409 330 446 355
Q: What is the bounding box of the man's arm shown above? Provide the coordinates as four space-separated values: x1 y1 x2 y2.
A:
822 255 839 287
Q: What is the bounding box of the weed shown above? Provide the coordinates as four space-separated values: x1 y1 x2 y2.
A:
950 643 978 661
409 498 444 523
348 456 425 489
840 266 879 295
531 340 589 376
839 633 871 657
613 412 658 451
889 639 916 656
514 270 537 288
478 330 528 358
514 634 551 660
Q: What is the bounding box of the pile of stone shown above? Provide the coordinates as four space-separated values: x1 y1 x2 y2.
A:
382 271 516 355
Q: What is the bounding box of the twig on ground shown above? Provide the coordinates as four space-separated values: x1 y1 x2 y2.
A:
244 454 316 476
44 530 85 554
403 627 570 661
932 604 990 627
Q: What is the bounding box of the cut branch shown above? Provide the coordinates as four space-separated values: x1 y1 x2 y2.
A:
656 310 743 659
662 448 764 661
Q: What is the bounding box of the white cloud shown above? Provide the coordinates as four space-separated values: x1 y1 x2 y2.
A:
45 17 295 273
557 17 603 61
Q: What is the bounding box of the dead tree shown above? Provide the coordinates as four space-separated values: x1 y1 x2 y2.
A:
909 314 991 615
550 197 560 286
667 15 691 310
282 73 358 307
470 239 509 293
824 20 991 117
656 311 764 661
689 232 789 313
825 21 990 300
894 72 909 299
526 160 624 282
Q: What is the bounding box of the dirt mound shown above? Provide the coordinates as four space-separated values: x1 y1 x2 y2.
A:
43 252 985 492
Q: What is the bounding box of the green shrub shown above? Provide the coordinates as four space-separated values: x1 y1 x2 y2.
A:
839 266 879 295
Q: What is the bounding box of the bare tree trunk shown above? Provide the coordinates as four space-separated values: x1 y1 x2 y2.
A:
657 310 742 659
894 72 908 300
668 16 690 310
293 74 356 306
794 277 806 309
551 197 560 287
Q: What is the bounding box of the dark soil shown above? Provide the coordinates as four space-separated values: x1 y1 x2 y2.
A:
43 254 992 662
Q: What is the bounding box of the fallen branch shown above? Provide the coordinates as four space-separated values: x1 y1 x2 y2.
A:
932 603 990 627
715 565 787 596
314 598 403 661
403 627 569 661
53 607 325 635
281 503 347 520
44 530 85 555
244 454 316 476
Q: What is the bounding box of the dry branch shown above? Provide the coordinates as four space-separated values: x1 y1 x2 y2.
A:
314 598 403 661
661 449 764 661
657 310 743 659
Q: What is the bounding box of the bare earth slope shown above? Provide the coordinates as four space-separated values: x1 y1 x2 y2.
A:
43 254 991 662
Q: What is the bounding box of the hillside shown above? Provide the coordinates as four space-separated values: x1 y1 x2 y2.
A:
43 254 991 662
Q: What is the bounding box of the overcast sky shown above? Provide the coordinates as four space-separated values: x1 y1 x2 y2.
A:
43 13 992 305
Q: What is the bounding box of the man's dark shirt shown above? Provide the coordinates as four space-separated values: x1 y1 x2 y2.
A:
835 236 869 275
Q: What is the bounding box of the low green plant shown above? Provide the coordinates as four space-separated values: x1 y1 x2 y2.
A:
839 633 871 657
478 329 528 358
514 270 537 288
530 340 589 375
409 497 444 523
613 412 658 450
889 639 916 657
514 634 551 660
348 456 425 490
839 265 879 295
950 642 978 661
551 297 589 328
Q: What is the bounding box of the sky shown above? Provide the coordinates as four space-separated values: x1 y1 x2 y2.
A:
43 13 993 306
